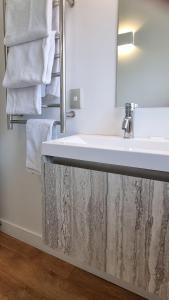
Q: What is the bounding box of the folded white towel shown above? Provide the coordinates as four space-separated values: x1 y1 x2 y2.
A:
4 0 53 47
6 86 42 115
26 119 55 175
3 31 56 89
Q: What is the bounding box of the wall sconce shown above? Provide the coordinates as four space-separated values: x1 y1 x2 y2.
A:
118 32 134 47
118 31 135 56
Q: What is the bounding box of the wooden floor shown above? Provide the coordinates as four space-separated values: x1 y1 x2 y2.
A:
0 232 146 300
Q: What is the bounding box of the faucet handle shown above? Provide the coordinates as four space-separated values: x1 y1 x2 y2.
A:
125 102 138 112
125 102 138 117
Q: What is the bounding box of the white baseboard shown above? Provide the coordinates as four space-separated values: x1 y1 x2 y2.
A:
0 218 43 249
0 218 158 300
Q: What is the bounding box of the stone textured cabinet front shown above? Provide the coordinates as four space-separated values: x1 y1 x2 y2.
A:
43 162 107 272
107 175 169 300
43 162 169 300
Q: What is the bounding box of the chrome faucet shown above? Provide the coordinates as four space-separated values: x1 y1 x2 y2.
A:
122 103 138 138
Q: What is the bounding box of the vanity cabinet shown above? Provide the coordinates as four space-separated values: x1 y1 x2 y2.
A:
42 161 169 300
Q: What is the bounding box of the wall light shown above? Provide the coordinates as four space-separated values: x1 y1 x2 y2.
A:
118 32 134 47
118 31 135 57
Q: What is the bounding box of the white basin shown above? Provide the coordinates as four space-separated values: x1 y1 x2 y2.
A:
42 134 169 172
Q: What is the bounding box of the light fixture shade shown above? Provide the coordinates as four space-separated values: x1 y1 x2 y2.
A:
118 32 134 46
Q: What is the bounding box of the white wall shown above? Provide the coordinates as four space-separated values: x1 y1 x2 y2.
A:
0 4 43 234
0 0 169 240
66 0 118 135
0 0 118 236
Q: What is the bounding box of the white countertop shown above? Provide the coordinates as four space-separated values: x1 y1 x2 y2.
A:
42 134 169 173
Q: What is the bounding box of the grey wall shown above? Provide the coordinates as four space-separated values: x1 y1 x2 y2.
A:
117 0 169 107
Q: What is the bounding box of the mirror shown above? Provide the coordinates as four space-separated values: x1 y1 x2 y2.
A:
116 0 169 107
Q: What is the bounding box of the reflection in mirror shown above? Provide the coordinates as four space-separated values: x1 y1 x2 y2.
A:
116 0 169 107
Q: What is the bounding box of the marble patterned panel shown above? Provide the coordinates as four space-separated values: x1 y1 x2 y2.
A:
42 162 58 248
107 174 169 300
43 163 107 272
71 167 107 271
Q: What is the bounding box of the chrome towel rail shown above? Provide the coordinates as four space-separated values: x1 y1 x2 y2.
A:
59 0 66 133
3 0 75 132
10 120 61 126
42 104 61 108
10 111 75 126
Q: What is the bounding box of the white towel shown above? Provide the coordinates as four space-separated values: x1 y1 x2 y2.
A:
52 2 60 32
26 119 55 175
4 0 53 47
45 59 60 101
6 86 42 115
41 3 60 104
3 31 56 89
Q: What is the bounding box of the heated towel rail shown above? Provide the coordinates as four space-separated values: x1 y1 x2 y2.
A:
3 0 75 132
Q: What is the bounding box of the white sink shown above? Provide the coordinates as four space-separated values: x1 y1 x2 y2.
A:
42 134 169 172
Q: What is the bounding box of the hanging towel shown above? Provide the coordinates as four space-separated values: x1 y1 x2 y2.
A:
3 31 56 89
41 85 46 98
52 1 60 32
26 119 55 175
43 77 60 103
41 3 60 104
4 0 53 47
6 86 42 115
44 59 60 102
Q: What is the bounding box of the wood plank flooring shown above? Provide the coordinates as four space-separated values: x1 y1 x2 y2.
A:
0 232 146 300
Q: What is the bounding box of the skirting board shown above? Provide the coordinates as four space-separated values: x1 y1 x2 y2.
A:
0 218 159 300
